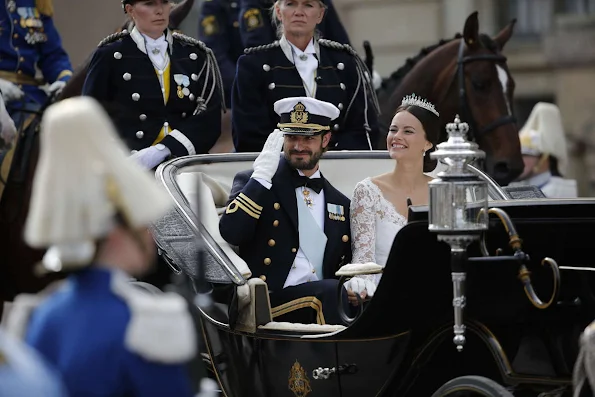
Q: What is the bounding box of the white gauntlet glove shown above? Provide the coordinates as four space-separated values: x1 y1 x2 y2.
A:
251 129 284 183
130 144 171 170
47 80 66 97
343 277 377 298
0 78 24 102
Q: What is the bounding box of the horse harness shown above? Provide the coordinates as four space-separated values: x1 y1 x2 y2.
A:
445 39 516 141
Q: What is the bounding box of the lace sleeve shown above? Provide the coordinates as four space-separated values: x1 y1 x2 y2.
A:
350 181 377 265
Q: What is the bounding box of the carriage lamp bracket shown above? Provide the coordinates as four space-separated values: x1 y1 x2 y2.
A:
477 207 560 310
337 276 365 325
312 363 358 380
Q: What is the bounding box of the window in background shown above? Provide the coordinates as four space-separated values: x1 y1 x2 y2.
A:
555 0 595 15
497 0 554 37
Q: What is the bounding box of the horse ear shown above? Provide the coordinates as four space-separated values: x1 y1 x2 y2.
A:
493 18 517 51
169 0 195 30
463 11 480 49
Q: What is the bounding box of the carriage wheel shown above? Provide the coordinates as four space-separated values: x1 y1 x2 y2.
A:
431 375 514 397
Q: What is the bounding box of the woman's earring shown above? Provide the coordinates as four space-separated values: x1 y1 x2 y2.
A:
422 150 426 157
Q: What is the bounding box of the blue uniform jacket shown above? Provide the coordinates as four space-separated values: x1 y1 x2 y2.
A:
82 29 223 156
25 267 195 397
0 0 72 105
238 0 350 48
231 38 379 152
198 0 244 108
219 157 352 293
0 330 68 397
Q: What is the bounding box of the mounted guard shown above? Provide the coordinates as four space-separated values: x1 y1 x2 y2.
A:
82 0 225 170
0 0 72 125
513 102 578 198
231 0 380 152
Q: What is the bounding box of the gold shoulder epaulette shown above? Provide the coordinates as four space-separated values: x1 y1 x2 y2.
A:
172 32 207 51
244 41 280 55
98 30 130 47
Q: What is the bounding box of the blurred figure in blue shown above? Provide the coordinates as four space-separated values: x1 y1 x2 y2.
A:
5 96 199 397
238 0 350 48
0 329 68 397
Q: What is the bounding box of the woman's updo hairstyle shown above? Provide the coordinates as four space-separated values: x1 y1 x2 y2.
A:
394 94 441 172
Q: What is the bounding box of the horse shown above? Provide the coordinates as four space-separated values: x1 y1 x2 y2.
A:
0 0 196 320
375 12 523 186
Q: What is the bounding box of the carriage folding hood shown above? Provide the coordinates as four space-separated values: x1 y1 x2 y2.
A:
428 115 489 352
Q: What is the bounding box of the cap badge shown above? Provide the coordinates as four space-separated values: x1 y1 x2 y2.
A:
290 102 309 124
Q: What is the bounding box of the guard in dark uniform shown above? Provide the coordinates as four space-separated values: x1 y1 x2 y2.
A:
238 0 350 48
0 0 73 125
220 96 353 325
198 0 244 109
82 0 224 170
232 36 380 152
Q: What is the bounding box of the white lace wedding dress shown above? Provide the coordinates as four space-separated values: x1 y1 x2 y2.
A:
350 177 408 286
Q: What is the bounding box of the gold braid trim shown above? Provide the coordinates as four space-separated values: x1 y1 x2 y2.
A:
36 0 54 16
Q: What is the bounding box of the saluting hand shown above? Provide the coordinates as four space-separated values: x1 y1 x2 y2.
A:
251 129 284 183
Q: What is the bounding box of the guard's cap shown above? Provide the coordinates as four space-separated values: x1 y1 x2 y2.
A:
519 102 569 175
274 97 340 136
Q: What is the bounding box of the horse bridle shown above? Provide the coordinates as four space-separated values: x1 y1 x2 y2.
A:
451 39 516 142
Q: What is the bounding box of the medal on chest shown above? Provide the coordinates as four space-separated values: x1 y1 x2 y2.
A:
174 74 191 99
302 187 313 208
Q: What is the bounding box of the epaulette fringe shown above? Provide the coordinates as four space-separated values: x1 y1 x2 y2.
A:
244 41 280 55
172 32 207 51
98 30 130 47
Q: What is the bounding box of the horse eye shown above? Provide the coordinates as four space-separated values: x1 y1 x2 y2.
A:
472 78 488 91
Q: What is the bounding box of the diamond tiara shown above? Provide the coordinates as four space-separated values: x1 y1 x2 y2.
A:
401 93 440 117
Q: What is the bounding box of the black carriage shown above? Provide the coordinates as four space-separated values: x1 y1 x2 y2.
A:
151 150 595 397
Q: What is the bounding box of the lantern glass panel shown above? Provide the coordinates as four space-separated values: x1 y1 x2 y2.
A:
428 179 489 233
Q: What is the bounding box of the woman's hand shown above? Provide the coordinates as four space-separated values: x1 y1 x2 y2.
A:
347 289 367 307
343 276 376 306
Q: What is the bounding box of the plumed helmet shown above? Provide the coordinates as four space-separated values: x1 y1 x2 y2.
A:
25 97 172 271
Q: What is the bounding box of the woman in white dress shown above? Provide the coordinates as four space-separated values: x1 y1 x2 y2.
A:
345 94 440 302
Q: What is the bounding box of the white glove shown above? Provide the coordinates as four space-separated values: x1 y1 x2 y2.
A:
343 276 377 298
0 78 24 102
251 129 284 183
130 144 171 169
195 378 220 397
47 80 66 97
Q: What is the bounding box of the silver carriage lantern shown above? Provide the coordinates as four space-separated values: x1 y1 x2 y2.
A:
428 115 489 352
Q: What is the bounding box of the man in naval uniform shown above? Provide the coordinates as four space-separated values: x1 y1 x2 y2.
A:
219 96 355 325
0 0 72 126
238 0 350 48
514 102 578 198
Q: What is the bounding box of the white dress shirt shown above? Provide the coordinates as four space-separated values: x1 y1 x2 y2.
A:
254 170 326 288
288 39 318 97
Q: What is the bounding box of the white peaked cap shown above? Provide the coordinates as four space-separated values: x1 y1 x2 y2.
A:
519 102 569 175
25 97 173 254
274 96 340 120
